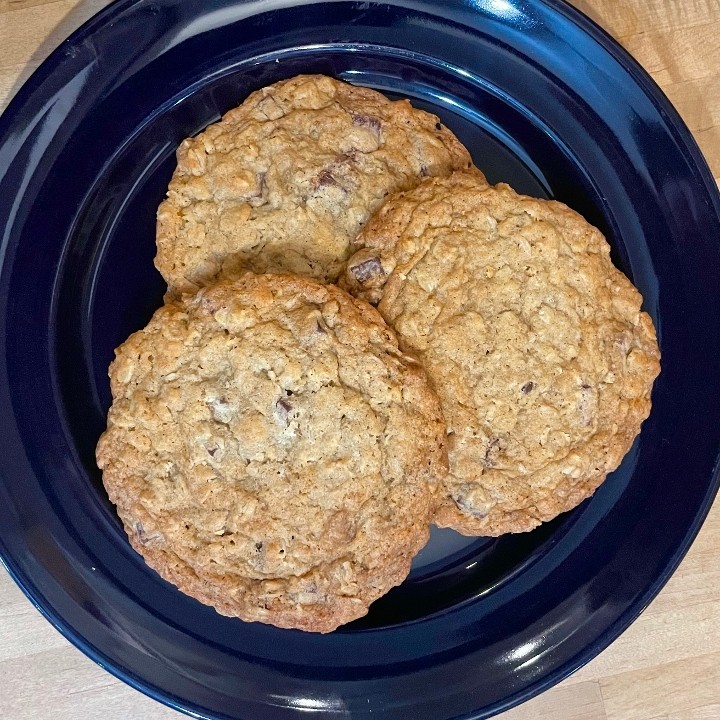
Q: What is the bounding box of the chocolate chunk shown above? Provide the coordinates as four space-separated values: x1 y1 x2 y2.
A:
134 521 162 546
521 381 534 394
316 170 340 188
451 493 488 519
249 171 267 204
352 113 382 134
482 437 505 469
333 152 357 165
275 398 293 427
435 122 442 130
350 257 383 284
200 293 223 314
313 154 355 193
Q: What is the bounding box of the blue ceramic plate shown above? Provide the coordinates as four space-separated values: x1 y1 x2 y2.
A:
1 1 719 718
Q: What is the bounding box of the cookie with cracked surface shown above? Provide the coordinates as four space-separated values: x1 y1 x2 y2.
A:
155 74 476 297
96 273 447 632
343 172 661 536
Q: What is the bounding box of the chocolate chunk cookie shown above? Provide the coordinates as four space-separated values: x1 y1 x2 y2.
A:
96 273 447 631
344 172 660 536
155 74 475 297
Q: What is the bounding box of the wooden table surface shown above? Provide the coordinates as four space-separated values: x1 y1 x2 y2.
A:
1 1 719 718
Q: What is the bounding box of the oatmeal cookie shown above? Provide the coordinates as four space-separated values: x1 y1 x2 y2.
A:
96 273 447 631
155 74 475 296
344 172 660 535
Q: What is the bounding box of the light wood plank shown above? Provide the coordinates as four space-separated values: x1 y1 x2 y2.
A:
497 681 607 719
570 595 720 684
643 708 720 720
0 0 65 14
0 643 182 719
641 68 719 189
0 571 183 718
0 62 37 112
668 708 720 720
576 600 720 680
641 502 720 616
623 21 720 85
0 0 113 112
0 571 71 662
599 650 720 720
571 0 720 39
0 1 83 68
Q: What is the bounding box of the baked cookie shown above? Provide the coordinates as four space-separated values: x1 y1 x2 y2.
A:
96 273 447 632
344 172 661 536
155 74 475 297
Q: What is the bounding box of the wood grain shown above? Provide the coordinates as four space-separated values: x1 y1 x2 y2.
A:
0 0 718 718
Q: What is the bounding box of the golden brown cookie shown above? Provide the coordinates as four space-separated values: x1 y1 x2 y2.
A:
344 172 660 536
155 74 475 296
96 273 447 632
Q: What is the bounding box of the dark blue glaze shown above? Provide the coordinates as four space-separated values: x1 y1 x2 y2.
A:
0 1 719 718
